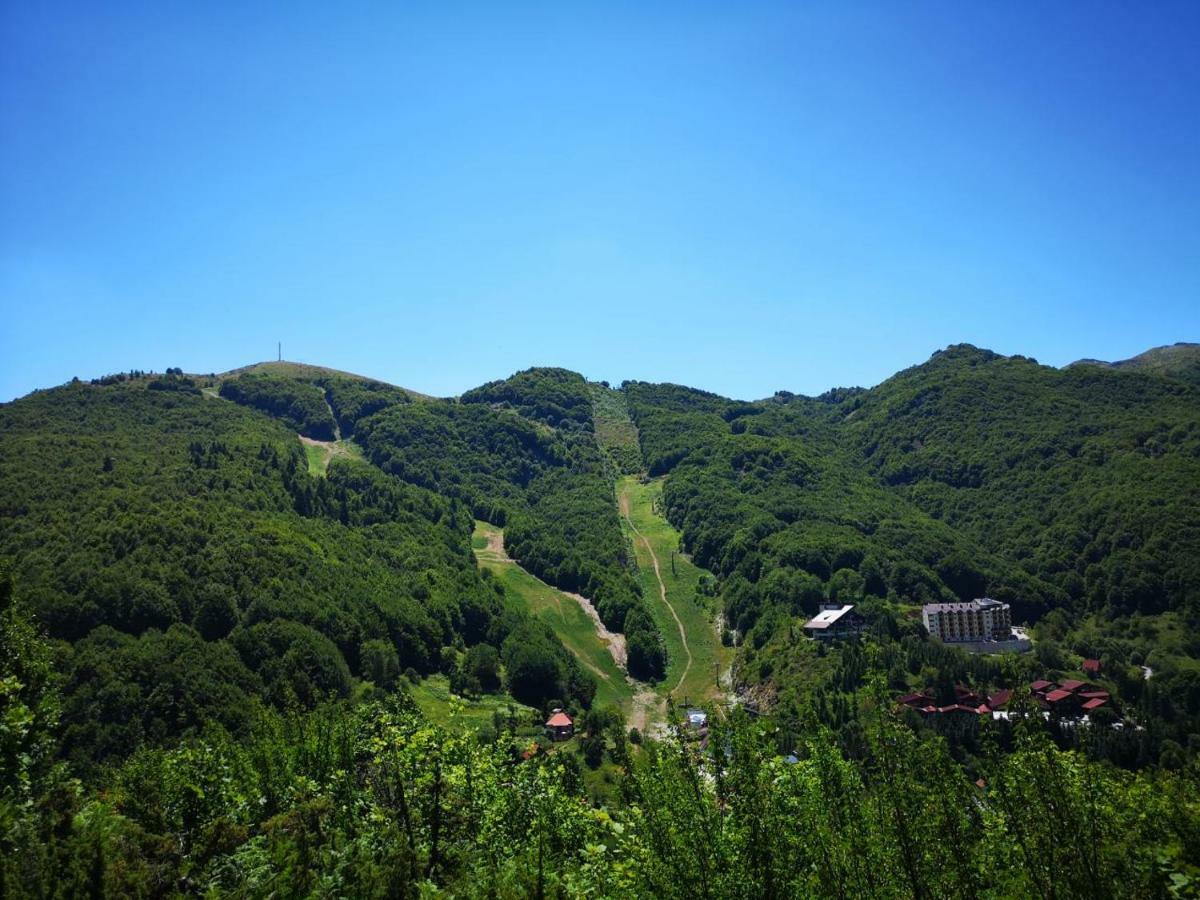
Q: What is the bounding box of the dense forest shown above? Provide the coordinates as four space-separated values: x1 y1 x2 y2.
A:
356 368 666 680
2 347 1199 896
626 345 1200 764
218 368 413 439
4 575 1198 896
0 375 594 773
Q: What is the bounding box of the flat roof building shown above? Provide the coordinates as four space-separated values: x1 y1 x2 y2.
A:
922 598 1012 643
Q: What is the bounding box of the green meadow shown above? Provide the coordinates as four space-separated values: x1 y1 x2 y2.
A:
405 674 540 735
617 476 732 708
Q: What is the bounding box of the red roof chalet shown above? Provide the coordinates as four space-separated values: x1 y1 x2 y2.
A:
938 704 982 715
1082 659 1102 676
1082 698 1109 711
1044 689 1074 704
1030 680 1053 693
987 689 1013 709
544 710 574 741
1058 679 1086 693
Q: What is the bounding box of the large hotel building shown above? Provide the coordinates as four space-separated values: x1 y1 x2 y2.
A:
922 598 1012 643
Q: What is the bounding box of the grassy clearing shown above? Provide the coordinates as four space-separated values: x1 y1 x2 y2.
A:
406 674 540 735
590 384 642 474
300 437 364 477
618 476 732 708
303 442 329 476
472 521 634 709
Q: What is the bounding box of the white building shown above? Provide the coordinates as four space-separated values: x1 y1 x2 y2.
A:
923 598 1012 642
802 604 864 640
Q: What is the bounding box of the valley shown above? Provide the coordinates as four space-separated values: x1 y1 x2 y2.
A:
470 474 734 734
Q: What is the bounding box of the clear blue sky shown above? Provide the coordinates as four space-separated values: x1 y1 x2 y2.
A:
2 3 1198 402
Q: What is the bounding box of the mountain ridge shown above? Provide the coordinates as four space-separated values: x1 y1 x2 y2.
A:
1067 341 1200 386
3 339 1200 894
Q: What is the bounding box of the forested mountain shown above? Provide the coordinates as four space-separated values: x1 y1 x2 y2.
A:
218 367 413 439
0 372 593 770
627 345 1200 762
356 368 666 679
628 345 1200 625
2 347 1199 896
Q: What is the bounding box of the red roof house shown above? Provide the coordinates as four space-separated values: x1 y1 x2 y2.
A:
955 686 984 703
987 689 1013 709
1082 698 1108 711
1059 679 1086 693
1031 680 1053 693
1082 659 1102 676
1045 689 1074 704
545 710 574 741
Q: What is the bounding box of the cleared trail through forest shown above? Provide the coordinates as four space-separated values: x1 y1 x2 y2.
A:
322 388 342 441
620 487 693 695
471 521 636 711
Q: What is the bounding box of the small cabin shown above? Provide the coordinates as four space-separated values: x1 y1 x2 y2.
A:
545 709 574 741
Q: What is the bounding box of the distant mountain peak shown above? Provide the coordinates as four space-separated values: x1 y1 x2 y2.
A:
1067 342 1200 386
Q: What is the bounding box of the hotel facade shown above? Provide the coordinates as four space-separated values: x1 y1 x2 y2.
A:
922 598 1012 643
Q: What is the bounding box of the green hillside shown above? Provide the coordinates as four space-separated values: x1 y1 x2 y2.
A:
472 520 634 710
0 373 592 769
3 350 1200 895
216 365 415 439
626 345 1200 760
356 368 668 681
591 382 643 474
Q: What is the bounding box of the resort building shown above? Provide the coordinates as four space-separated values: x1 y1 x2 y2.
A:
802 604 865 640
922 598 1012 643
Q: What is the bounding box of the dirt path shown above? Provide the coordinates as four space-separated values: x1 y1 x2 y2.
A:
299 434 359 472
627 686 667 738
566 592 627 668
476 527 512 563
299 435 351 455
619 485 693 694
478 526 627 672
